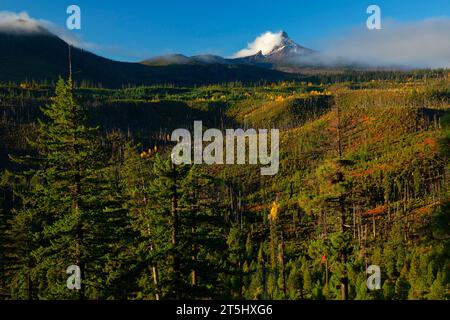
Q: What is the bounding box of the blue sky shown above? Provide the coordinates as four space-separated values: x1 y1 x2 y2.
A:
1 0 450 61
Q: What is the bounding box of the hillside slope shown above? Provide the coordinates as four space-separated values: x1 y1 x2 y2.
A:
0 27 292 87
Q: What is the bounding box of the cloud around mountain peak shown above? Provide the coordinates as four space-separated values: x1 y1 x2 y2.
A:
0 11 45 34
0 11 99 51
3 10 450 69
0 11 150 60
232 31 287 58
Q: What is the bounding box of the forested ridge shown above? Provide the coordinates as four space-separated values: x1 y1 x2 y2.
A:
0 70 449 300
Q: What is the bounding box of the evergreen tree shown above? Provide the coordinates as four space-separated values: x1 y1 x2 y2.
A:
10 78 121 299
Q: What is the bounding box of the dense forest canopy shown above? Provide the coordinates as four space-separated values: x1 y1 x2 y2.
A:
0 70 449 300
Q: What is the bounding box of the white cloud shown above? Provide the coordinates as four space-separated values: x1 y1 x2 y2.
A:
313 17 450 68
0 11 39 32
232 31 284 58
0 11 51 34
0 11 98 50
233 18 450 68
0 11 153 61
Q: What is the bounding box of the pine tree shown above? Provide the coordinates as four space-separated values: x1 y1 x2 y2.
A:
0 171 12 298
310 159 354 300
0 169 37 300
179 166 227 298
10 78 118 299
99 132 137 299
143 154 189 299
226 225 245 299
427 271 448 300
119 143 157 299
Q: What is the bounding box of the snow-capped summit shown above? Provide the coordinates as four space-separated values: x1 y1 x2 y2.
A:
264 31 314 61
232 31 314 64
142 31 315 68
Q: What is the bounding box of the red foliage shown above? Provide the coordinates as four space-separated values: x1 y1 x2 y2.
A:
367 205 386 215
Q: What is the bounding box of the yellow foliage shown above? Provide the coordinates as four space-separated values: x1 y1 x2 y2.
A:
20 82 32 89
268 201 279 221
140 149 153 159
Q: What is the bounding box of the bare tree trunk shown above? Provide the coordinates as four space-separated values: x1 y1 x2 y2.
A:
191 227 197 286
339 197 349 300
372 214 376 239
261 256 267 300
336 104 343 157
149 240 160 300
171 163 180 299
280 233 287 299
74 150 84 301
27 240 33 300
325 258 329 298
